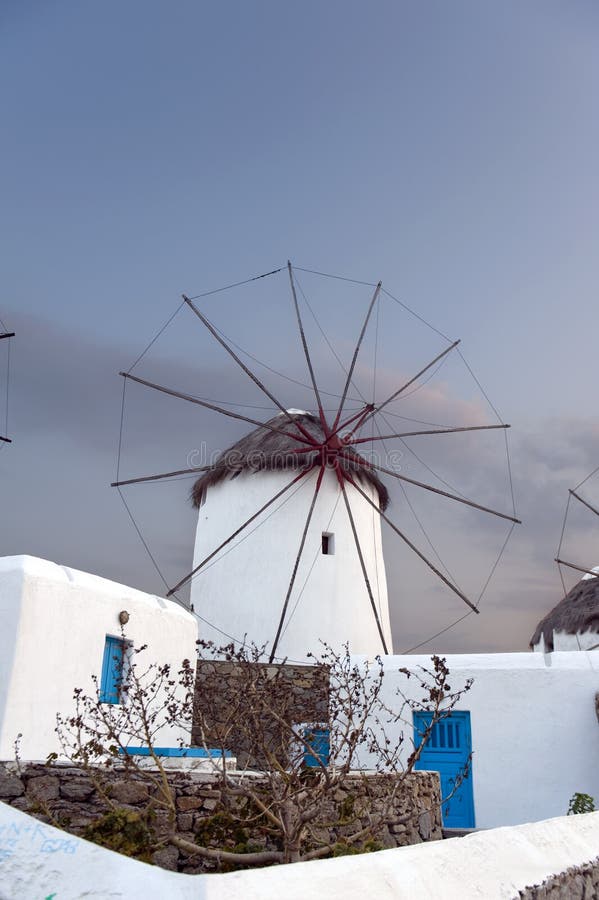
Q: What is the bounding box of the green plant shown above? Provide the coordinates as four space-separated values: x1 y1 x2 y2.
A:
332 838 383 856
84 807 154 860
567 792 595 815
194 811 250 852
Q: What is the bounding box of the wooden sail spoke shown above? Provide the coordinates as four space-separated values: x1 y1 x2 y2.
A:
182 295 317 445
331 403 375 439
111 464 223 488
344 472 480 614
348 423 510 445
336 470 389 653
288 262 327 431
119 372 315 445
569 489 599 520
339 451 520 524
352 340 461 437
269 466 326 662
555 558 599 580
331 281 382 431
166 469 311 597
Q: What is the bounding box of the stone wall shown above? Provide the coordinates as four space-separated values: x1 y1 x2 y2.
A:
193 659 330 769
518 856 599 899
0 763 442 874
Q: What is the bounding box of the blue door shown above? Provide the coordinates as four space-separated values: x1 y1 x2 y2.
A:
413 710 475 829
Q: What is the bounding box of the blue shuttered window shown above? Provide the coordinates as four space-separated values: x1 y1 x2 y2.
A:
99 636 127 704
303 727 330 768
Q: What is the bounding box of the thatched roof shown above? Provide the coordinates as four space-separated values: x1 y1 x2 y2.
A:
530 569 599 650
192 411 389 510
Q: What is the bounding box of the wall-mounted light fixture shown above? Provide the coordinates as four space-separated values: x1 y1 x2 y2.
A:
119 610 130 626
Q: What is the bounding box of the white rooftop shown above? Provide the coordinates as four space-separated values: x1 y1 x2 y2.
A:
0 555 195 621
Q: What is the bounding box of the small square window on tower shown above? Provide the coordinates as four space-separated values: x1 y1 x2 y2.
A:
321 532 334 555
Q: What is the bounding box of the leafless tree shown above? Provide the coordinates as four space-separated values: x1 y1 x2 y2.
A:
51 638 471 868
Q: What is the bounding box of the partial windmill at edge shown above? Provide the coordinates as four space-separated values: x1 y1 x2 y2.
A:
534 467 599 653
112 262 520 663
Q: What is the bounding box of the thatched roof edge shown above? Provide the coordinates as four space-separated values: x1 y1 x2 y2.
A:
191 412 389 511
530 573 599 650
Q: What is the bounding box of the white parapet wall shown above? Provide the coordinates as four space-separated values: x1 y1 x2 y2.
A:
1 800 599 899
362 650 599 829
0 556 198 761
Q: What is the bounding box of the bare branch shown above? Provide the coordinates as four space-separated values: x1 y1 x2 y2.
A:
171 834 282 865
50 635 472 870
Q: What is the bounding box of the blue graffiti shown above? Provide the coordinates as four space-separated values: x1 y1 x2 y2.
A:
0 816 79 863
40 839 77 855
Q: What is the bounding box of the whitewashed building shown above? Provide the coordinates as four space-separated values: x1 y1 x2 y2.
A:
361 648 599 830
0 555 198 761
190 411 392 661
354 574 599 830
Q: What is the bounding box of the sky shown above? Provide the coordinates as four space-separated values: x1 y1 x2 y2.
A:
1 0 599 655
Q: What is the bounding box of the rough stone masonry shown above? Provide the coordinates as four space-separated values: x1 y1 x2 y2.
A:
0 763 442 874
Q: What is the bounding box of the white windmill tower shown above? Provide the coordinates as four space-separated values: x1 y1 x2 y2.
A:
115 262 519 662
187 409 392 662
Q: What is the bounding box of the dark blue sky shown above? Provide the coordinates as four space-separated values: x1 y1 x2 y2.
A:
1 1 599 653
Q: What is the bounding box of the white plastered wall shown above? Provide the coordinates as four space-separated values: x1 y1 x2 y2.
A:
190 467 391 661
361 650 599 829
532 629 599 652
0 556 198 761
2 800 599 899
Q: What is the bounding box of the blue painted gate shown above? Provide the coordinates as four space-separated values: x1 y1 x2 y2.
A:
413 710 475 828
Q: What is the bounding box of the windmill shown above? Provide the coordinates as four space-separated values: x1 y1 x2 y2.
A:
555 467 599 586
113 263 520 662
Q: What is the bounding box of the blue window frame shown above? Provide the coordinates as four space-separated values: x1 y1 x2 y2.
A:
99 636 127 704
303 727 330 768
